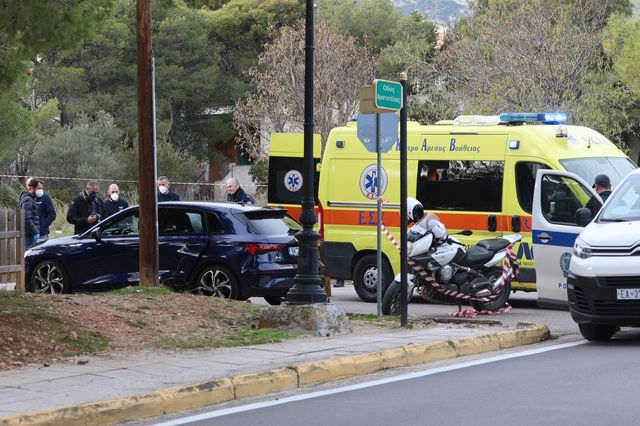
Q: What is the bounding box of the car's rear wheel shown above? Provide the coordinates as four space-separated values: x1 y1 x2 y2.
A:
353 254 392 303
29 260 70 294
578 323 618 341
192 265 239 299
264 296 283 306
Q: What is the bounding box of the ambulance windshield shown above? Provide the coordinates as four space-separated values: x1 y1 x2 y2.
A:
559 157 636 189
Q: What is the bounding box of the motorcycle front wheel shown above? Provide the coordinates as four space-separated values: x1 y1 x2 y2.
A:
470 267 511 311
381 280 402 316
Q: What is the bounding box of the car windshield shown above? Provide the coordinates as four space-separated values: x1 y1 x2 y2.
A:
559 157 636 188
598 173 640 222
238 209 302 234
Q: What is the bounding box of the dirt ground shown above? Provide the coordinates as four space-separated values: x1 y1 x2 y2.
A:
0 289 492 372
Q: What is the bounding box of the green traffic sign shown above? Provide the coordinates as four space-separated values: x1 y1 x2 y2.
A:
374 79 403 110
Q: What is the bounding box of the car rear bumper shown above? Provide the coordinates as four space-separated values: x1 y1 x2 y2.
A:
568 273 640 326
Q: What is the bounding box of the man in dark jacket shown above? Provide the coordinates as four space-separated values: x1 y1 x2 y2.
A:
34 180 56 240
20 178 40 249
226 178 255 204
104 183 129 218
586 174 613 216
67 180 105 235
157 176 180 202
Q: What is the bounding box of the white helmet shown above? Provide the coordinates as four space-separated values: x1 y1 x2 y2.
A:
407 197 424 222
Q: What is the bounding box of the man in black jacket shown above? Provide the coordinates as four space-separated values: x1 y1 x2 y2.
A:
157 176 180 202
20 178 40 249
104 183 129 218
586 174 612 216
226 178 255 204
34 180 56 240
67 181 105 235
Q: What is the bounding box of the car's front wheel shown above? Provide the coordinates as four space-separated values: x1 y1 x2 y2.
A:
29 260 70 294
192 265 240 299
578 323 618 341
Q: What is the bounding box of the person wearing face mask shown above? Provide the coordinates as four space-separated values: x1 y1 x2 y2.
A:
157 176 180 202
33 180 56 241
103 183 129 218
20 178 41 250
67 180 105 235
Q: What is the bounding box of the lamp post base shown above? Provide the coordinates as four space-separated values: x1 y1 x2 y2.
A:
286 274 327 305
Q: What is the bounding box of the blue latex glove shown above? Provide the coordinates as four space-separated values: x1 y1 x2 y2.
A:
34 233 40 242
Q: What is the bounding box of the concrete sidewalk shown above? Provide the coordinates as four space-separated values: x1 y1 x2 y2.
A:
0 321 549 426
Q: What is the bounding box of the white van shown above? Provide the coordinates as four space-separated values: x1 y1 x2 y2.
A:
532 168 640 340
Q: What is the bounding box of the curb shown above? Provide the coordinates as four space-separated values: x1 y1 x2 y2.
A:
0 324 550 426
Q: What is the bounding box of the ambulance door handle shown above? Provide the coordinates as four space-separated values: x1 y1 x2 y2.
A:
537 232 552 243
488 215 497 232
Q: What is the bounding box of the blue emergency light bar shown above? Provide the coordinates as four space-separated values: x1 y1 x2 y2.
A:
499 112 567 125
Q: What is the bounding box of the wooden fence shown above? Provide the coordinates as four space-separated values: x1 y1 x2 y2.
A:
0 208 24 293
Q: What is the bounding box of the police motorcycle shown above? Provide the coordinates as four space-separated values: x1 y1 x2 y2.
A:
381 198 522 316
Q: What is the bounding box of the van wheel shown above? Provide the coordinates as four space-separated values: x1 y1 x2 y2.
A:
353 254 392 303
578 323 618 341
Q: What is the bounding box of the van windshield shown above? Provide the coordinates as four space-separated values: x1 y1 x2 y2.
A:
559 157 636 188
599 173 640 222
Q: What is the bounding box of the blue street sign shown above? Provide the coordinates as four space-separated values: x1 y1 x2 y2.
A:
356 112 398 153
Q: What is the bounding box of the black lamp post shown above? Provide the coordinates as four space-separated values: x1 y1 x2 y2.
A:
287 0 327 304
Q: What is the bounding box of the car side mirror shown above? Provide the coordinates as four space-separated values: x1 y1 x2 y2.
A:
91 229 102 243
575 207 593 227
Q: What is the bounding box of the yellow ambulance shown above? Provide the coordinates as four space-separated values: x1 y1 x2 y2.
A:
270 113 636 303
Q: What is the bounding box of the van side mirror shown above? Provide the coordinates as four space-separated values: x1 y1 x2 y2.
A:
575 207 593 227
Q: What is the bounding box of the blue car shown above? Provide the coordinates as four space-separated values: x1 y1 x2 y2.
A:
24 202 301 305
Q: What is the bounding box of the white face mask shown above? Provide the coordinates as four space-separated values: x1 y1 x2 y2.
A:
110 192 119 202
159 185 168 194
35 189 44 198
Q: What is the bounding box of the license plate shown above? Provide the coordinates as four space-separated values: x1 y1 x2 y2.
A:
617 288 640 300
288 247 299 257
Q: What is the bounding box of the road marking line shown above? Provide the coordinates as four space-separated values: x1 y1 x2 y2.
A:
153 340 587 425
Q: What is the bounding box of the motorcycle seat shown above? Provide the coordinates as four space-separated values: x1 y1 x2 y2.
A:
476 238 510 252
458 245 495 267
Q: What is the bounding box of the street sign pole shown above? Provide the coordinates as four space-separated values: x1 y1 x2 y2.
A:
399 72 409 327
358 79 402 318
376 113 383 317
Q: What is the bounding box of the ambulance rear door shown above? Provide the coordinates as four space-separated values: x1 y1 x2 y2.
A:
267 133 321 221
532 169 600 308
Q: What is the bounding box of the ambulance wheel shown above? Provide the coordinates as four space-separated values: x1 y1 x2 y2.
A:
353 254 392 303
470 267 510 311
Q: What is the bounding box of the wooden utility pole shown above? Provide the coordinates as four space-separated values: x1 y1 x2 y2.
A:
136 0 159 286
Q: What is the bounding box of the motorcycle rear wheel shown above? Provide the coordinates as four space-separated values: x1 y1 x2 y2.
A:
381 280 401 316
470 267 511 311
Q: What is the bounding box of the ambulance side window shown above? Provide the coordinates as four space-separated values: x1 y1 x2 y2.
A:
515 162 550 214
416 160 504 212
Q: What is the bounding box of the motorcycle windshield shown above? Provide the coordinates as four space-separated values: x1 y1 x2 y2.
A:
414 213 443 232
409 213 445 242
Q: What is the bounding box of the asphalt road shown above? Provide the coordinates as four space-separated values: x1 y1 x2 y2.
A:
153 333 640 426
252 284 580 338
